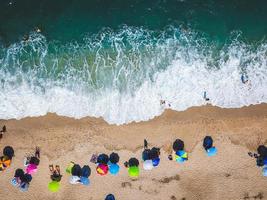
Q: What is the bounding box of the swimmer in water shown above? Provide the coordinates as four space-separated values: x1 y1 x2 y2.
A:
241 74 249 84
203 91 210 101
35 27 41 33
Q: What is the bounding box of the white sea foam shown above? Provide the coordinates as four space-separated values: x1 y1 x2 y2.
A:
0 29 267 124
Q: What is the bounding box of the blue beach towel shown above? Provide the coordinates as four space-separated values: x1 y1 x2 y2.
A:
206 147 217 157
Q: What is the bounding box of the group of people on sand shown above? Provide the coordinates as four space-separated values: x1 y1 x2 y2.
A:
11 147 40 192
1 123 267 200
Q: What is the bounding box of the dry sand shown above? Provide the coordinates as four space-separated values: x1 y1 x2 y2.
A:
0 104 267 200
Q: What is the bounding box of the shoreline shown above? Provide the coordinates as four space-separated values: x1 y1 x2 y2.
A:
0 104 267 200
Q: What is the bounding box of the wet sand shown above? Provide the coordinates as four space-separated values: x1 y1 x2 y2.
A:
0 104 267 200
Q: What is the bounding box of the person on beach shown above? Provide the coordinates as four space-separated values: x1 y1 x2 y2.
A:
105 194 116 200
69 164 82 184
248 145 267 167
19 173 33 192
80 165 91 186
66 162 91 185
11 168 24 186
203 91 210 101
248 145 267 176
0 146 14 172
11 169 32 192
48 164 62 192
96 153 109 176
25 147 40 175
168 139 188 163
124 157 140 179
142 139 160 170
0 125 6 140
203 136 217 156
108 152 120 175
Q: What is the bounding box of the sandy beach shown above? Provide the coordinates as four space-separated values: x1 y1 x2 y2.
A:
0 104 267 200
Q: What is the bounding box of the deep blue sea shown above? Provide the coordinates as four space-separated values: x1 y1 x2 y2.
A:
0 0 267 124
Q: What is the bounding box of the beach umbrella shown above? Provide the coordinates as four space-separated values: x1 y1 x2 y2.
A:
109 163 120 175
143 160 153 170
128 166 139 178
173 139 184 152
3 146 14 159
48 181 60 192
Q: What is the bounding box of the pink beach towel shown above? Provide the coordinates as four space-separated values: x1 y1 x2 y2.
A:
26 164 38 175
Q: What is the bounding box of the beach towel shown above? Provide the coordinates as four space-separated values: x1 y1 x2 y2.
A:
128 166 139 178
109 163 120 175
152 157 160 167
26 164 38 175
206 147 217 157
96 164 108 175
143 160 153 170
175 150 188 163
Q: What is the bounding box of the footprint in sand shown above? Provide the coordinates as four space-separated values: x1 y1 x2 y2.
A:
153 174 180 184
121 182 132 188
243 192 264 199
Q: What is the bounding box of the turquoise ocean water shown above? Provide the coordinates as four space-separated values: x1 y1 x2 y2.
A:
0 0 267 124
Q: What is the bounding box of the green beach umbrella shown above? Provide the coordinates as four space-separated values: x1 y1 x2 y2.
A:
48 181 60 192
128 166 139 178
